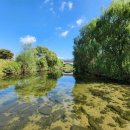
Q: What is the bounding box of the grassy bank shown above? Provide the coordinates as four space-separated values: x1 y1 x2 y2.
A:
63 64 74 73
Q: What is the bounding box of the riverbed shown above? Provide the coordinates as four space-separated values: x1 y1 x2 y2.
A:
0 74 130 130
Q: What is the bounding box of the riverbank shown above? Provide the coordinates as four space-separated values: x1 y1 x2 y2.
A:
74 72 130 85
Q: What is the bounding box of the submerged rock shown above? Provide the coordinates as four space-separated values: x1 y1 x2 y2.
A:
38 106 52 115
107 123 116 127
52 109 65 122
121 111 130 121
0 114 13 126
40 116 52 129
89 89 110 102
112 116 127 128
70 114 78 120
107 105 123 115
74 95 87 104
88 116 103 130
100 109 108 114
70 125 90 130
95 116 104 124
107 105 130 122
51 126 62 130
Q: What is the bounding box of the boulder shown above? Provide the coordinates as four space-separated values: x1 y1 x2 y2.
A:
38 106 52 115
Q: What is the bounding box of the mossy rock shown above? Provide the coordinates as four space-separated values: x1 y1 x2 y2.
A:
70 125 90 130
113 116 127 128
100 107 109 114
40 116 52 129
51 126 62 130
126 101 130 108
38 106 52 115
89 89 111 101
80 106 87 114
107 105 123 115
52 109 65 122
107 123 116 127
88 116 103 130
70 114 78 120
74 95 87 104
89 89 108 97
121 111 130 121
95 116 104 124
72 106 81 114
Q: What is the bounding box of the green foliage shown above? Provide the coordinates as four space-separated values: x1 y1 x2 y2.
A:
45 51 58 68
3 61 21 75
73 1 130 81
54 58 64 69
0 59 12 75
48 70 63 79
37 57 48 71
16 49 37 74
0 49 14 59
15 75 57 102
2 46 63 76
35 46 63 70
63 64 73 73
0 71 62 102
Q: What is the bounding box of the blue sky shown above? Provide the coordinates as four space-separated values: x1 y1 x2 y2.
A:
0 0 111 59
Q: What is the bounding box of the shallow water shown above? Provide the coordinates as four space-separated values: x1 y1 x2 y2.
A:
0 74 130 130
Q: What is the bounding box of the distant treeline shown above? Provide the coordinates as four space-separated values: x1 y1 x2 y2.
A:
73 1 130 82
0 45 63 76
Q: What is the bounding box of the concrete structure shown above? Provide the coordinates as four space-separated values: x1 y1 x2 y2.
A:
63 59 73 65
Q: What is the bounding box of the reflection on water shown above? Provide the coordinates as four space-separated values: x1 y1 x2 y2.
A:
16 76 57 102
0 73 130 130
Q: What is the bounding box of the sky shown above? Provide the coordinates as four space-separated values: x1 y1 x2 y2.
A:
0 0 112 59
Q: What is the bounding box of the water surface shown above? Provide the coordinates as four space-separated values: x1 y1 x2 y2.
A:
0 74 130 130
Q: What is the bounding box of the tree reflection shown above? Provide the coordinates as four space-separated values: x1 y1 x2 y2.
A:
15 71 62 102
0 71 63 102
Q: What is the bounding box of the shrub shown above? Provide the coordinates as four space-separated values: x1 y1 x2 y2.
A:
16 49 37 74
0 49 14 59
3 61 21 75
37 57 48 71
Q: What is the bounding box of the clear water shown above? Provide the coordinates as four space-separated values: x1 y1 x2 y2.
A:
0 74 130 130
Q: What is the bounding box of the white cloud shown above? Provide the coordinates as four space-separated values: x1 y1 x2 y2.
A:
76 18 84 26
56 27 62 30
20 35 36 44
60 1 73 11
44 0 50 4
49 7 55 14
68 1 73 10
61 1 66 10
60 30 69 37
70 25 75 29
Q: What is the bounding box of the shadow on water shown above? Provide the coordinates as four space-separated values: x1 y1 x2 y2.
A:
0 71 130 130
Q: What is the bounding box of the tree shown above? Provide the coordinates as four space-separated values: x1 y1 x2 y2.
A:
0 49 14 59
73 1 130 81
3 61 21 75
37 57 48 71
16 49 37 74
35 46 63 69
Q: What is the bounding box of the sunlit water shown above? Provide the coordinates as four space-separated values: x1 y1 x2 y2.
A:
0 74 130 130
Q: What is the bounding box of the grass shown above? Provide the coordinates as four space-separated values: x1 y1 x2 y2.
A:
63 64 73 73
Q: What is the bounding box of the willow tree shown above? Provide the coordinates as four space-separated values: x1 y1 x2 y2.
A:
73 1 130 80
